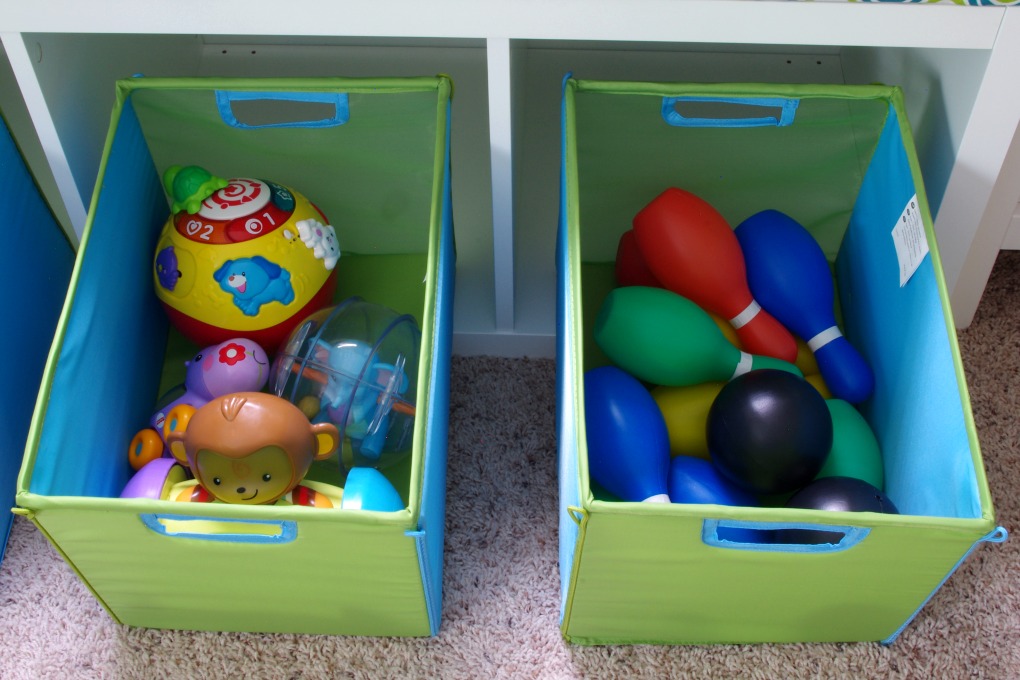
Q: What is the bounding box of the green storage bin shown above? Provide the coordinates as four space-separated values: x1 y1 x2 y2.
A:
17 75 454 636
556 78 1005 645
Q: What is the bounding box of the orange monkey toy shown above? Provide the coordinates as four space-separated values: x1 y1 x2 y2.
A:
165 391 340 506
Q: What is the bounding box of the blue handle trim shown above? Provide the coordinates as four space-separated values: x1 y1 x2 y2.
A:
140 513 298 544
407 528 440 636
702 518 869 553
216 91 350 129
661 96 799 128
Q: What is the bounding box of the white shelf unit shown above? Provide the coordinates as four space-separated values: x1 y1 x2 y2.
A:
2 2 1019 357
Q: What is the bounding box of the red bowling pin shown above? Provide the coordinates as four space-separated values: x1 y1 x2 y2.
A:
615 229 662 288
734 209 875 404
632 188 797 362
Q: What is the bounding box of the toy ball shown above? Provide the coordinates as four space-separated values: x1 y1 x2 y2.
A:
778 476 898 545
787 476 898 514
271 297 420 471
707 369 833 496
153 165 340 353
341 468 405 512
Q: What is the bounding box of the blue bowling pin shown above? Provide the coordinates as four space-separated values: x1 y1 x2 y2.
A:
584 366 671 503
735 210 875 404
668 455 755 507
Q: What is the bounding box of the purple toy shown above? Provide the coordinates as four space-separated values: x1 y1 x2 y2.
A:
127 337 270 470
120 457 189 499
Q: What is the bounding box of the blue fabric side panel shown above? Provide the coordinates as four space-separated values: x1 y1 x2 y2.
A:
0 116 74 559
415 102 454 636
557 76 581 623
33 97 168 499
882 526 1007 645
837 106 979 519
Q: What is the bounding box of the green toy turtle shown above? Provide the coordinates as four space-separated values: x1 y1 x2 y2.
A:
163 165 229 215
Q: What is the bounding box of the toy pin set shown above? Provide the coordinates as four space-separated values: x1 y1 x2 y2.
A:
586 188 895 533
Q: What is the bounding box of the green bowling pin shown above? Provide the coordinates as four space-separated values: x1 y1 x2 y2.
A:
594 286 801 386
816 399 884 489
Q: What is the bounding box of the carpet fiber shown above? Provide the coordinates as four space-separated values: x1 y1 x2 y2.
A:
2 252 1020 679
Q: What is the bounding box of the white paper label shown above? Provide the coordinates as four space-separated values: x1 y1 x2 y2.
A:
891 193 929 287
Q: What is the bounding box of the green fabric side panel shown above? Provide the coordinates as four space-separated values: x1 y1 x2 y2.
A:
130 85 439 256
564 510 985 645
573 85 888 264
33 505 429 636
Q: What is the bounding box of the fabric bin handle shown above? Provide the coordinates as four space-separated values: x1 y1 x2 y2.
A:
702 518 869 553
140 513 298 544
661 96 799 128
216 91 350 129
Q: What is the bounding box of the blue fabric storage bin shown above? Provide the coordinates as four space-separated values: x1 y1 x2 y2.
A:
0 113 74 564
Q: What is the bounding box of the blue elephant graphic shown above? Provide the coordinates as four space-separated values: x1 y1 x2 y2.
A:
213 256 295 316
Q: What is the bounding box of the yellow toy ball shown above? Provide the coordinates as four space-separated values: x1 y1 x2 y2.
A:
153 165 339 353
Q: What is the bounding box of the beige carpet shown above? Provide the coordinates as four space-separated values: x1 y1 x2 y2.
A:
2 252 1019 679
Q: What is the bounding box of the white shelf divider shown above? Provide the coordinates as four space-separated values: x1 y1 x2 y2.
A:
1 32 88 234
487 37 516 333
930 8 1020 327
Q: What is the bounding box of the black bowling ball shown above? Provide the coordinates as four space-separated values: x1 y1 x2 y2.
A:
787 476 899 514
707 369 832 495
778 476 899 546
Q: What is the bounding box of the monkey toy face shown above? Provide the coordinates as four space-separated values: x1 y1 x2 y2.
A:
166 391 339 505
196 445 300 504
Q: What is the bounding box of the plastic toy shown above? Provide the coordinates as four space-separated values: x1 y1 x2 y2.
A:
119 457 189 500
787 476 898 514
340 468 405 512
584 365 670 503
668 455 764 543
778 476 899 545
735 209 875 403
165 392 340 506
153 165 339 352
272 297 420 470
707 369 833 495
816 399 884 489
614 229 662 288
668 455 755 507
128 337 270 470
652 382 725 459
121 456 403 512
632 188 797 362
594 285 801 387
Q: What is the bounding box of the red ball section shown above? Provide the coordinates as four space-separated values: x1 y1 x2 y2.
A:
162 270 337 355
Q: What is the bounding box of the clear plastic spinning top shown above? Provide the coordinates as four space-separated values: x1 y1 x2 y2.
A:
271 297 420 470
